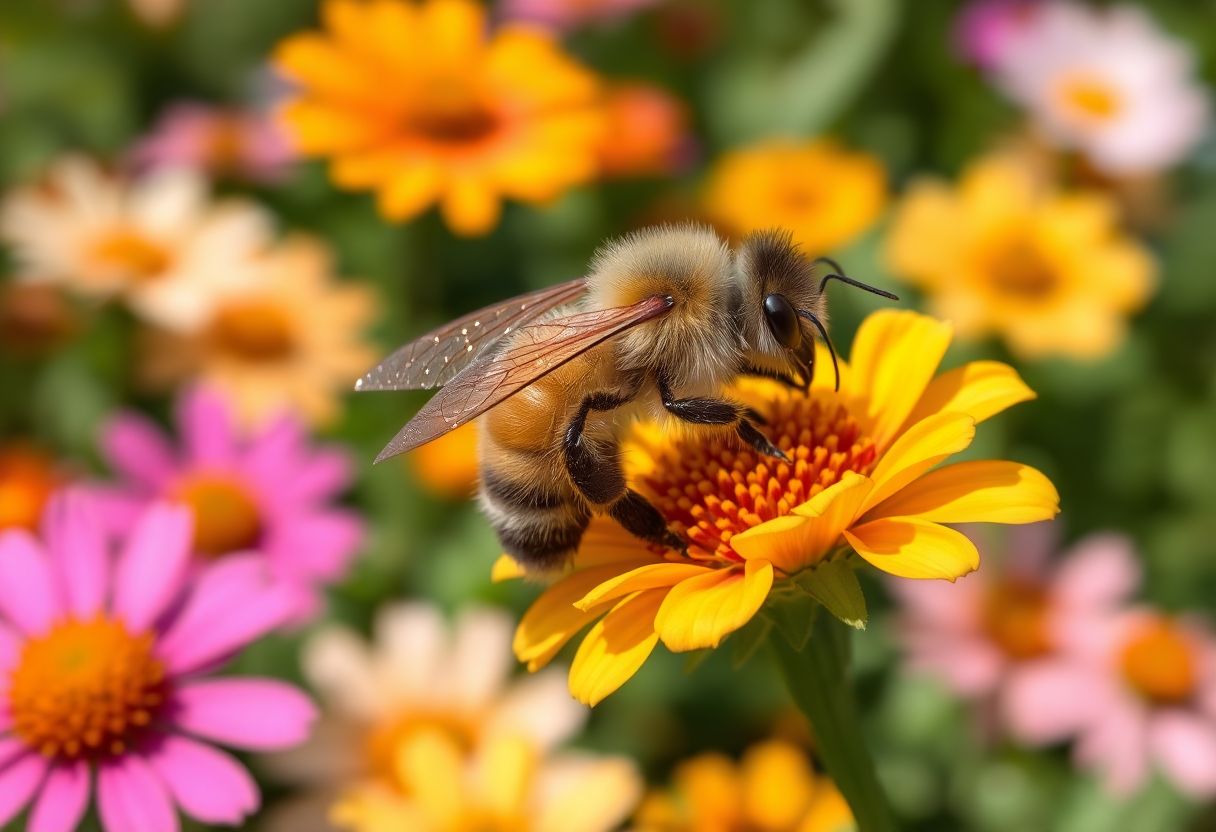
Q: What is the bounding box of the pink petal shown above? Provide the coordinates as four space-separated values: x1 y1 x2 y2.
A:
263 511 364 582
0 737 30 769
289 448 354 501
0 530 62 635
173 678 317 751
100 412 177 488
1074 696 1150 797
146 735 258 824
1052 534 1142 612
28 761 90 832
176 387 236 466
97 754 178 832
0 622 24 674
42 491 108 618
889 573 984 632
0 752 49 826
1002 659 1111 744
1149 710 1216 798
904 636 1005 698
112 504 193 632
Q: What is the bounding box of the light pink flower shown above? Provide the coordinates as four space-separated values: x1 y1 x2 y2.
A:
0 490 317 832
98 386 364 621
134 102 295 183
500 0 661 31
891 525 1141 731
953 0 1044 69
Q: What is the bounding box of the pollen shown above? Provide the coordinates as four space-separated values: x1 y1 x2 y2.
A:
9 617 167 760
172 474 263 556
638 396 877 563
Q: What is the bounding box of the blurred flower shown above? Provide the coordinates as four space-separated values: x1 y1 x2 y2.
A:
265 603 590 831
704 139 886 255
508 310 1059 704
134 102 295 182
892 526 1141 728
99 386 364 620
0 156 272 331
274 0 605 236
993 3 1210 175
653 0 725 60
502 0 661 32
884 153 1155 359
138 236 377 427
954 0 1043 69
1006 603 1216 798
0 491 316 832
633 739 853 832
0 283 78 358
599 82 693 178
0 445 61 532
410 419 480 499
127 0 187 28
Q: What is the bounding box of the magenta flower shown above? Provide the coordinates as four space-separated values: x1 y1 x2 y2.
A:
500 0 661 31
891 525 1141 733
99 386 364 621
953 0 1043 69
0 491 317 831
133 102 295 183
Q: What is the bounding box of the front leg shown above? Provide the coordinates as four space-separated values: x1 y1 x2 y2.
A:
657 374 790 463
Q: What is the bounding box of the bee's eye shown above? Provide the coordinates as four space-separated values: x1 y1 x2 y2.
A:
763 293 801 349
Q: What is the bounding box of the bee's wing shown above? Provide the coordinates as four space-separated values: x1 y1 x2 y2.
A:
374 294 675 462
356 277 588 391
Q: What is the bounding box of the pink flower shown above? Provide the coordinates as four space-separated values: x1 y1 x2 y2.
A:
0 490 317 831
133 102 295 183
500 0 661 31
953 0 1044 69
891 525 1141 733
99 386 364 621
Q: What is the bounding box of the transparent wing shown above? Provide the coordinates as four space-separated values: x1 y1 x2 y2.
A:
374 294 675 462
355 277 588 391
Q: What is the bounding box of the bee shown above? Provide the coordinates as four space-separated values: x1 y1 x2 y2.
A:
357 225 897 571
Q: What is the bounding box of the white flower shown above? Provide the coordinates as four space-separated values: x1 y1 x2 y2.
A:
994 3 1210 174
0 156 272 331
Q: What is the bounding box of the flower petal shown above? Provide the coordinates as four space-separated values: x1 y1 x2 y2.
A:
860 411 976 515
535 754 643 832
569 589 666 706
177 386 237 466
492 554 528 582
904 360 1035 430
867 461 1059 524
1002 659 1113 745
0 752 49 826
173 678 317 751
112 503 194 633
845 518 979 580
97 754 178 832
515 565 638 671
575 563 712 611
654 560 774 652
146 735 259 824
0 530 61 635
848 310 953 448
43 490 108 618
486 669 588 751
1149 710 1216 798
28 761 89 832
1052 533 1142 611
100 412 177 488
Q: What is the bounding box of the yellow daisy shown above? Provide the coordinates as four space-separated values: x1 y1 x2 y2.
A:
884 153 1156 359
704 139 887 254
633 739 853 832
138 235 377 427
274 0 605 236
503 310 1059 705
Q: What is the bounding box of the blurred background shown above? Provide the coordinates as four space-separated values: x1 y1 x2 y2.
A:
1 0 1215 830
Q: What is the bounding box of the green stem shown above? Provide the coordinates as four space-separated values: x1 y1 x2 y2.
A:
771 613 896 832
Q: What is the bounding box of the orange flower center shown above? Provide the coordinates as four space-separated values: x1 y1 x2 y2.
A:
0 446 59 532
1118 618 1198 704
985 235 1060 302
638 396 877 563
9 616 167 759
205 116 248 170
407 81 500 145
981 579 1052 660
1058 74 1123 123
89 228 172 281
365 710 480 788
207 299 297 362
173 475 263 556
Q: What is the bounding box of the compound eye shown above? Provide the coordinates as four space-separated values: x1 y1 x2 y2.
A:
763 293 801 349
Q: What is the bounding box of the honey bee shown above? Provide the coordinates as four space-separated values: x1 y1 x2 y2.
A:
358 225 897 571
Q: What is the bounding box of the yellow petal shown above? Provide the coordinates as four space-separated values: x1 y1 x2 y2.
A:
441 178 501 236
569 589 666 706
861 411 975 515
847 310 953 449
492 554 527 583
514 565 629 670
481 735 537 819
904 360 1035 431
421 0 487 64
535 756 643 832
844 518 979 580
798 781 854 832
741 741 816 830
673 754 743 825
575 563 713 611
376 162 442 222
576 516 657 568
653 560 774 652
868 460 1060 524
395 730 465 824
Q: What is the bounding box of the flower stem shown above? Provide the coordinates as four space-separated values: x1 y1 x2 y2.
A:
771 612 896 832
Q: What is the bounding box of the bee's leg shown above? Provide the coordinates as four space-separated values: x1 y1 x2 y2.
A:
658 374 791 464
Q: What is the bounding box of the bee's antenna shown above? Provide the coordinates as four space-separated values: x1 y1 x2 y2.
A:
811 257 900 301
797 309 840 393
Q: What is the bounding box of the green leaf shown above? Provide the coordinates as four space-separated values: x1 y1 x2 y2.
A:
730 616 773 669
793 558 868 630
761 589 818 651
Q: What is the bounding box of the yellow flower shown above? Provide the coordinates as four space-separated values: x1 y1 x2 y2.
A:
704 139 886 254
633 740 853 832
884 153 1156 359
274 0 605 236
409 420 480 499
504 310 1059 705
138 235 377 427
